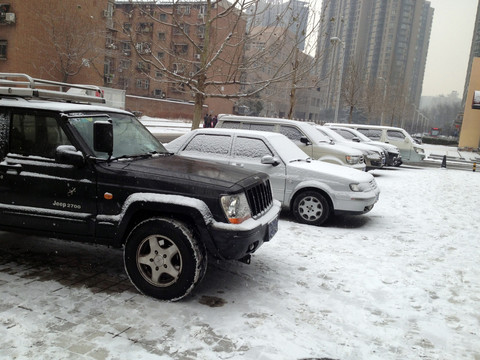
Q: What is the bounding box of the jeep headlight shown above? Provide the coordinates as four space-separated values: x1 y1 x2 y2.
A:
345 155 362 165
221 193 252 224
414 147 424 154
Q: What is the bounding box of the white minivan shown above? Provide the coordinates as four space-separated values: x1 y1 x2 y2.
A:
216 114 366 171
324 123 425 163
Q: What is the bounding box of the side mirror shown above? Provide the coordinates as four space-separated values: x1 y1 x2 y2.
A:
94 120 113 156
352 137 361 143
261 155 280 166
55 145 85 167
300 136 312 146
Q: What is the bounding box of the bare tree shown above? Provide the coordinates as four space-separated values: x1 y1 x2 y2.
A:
119 0 325 128
340 59 363 123
33 1 106 83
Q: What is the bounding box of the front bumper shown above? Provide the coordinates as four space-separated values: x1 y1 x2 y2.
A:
208 200 281 260
334 188 380 215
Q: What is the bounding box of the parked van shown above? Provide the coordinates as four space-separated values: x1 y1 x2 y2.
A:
324 123 425 163
216 114 366 171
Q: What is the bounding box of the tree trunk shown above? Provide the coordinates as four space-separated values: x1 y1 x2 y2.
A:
192 92 204 130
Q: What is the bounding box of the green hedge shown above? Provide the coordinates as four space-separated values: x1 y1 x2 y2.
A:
421 136 459 146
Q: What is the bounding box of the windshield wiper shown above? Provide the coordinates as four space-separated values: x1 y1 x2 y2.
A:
289 157 312 163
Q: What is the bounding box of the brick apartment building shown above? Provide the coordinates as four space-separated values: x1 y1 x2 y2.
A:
0 0 107 85
0 0 245 118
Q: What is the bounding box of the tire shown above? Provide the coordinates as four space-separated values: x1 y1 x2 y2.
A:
124 217 207 301
292 190 330 226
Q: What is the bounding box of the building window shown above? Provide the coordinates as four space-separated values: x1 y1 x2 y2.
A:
119 77 129 89
0 40 7 60
157 52 164 60
135 42 151 54
153 89 165 98
173 44 188 55
123 23 132 34
119 59 131 70
173 24 190 36
176 5 191 15
138 22 153 33
159 13 167 22
122 42 131 56
158 32 166 41
136 79 150 89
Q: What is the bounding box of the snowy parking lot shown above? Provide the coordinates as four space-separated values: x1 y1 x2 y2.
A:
0 164 479 359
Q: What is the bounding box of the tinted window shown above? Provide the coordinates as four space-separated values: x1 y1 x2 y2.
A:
183 134 231 155
387 130 405 140
279 125 305 142
10 112 71 158
233 137 273 159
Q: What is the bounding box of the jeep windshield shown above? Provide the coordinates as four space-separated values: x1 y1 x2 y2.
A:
67 113 168 159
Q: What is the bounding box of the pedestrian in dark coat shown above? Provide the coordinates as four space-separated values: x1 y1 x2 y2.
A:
203 114 210 128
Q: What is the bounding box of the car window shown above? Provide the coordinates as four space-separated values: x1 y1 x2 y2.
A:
183 134 231 156
279 125 305 142
387 130 406 140
359 129 382 140
233 136 273 159
333 128 355 140
10 112 71 158
249 123 275 132
221 121 243 129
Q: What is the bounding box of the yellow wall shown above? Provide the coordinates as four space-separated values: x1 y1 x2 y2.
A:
459 57 480 149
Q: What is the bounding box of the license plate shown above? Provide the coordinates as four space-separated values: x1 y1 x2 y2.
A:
267 216 279 241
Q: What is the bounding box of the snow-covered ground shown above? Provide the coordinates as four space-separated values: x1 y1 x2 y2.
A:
0 162 479 359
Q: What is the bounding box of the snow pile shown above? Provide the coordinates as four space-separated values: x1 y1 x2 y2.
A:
0 166 479 359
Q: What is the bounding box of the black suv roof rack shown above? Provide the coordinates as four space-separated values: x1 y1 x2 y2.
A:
0 73 106 104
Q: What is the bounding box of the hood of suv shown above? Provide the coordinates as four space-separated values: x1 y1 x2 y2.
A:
103 154 265 193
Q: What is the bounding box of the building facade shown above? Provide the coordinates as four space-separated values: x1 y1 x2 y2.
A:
0 0 246 118
315 0 434 125
0 0 108 85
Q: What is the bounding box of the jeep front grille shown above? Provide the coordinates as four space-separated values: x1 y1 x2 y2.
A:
246 179 273 219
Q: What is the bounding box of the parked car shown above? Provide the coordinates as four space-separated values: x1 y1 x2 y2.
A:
166 129 380 226
316 126 385 170
216 114 366 171
324 125 402 167
0 73 281 301
324 123 424 163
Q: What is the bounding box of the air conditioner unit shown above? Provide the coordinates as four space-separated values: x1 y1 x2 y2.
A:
198 34 204 39
189 72 195 77
5 12 15 23
105 77 113 84
103 9 111 18
195 54 201 60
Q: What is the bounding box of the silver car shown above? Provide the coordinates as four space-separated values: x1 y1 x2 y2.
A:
316 126 386 170
166 128 380 226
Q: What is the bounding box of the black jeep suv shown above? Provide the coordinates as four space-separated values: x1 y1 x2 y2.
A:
0 74 280 301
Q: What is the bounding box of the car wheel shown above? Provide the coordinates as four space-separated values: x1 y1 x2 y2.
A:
292 190 330 226
124 217 207 301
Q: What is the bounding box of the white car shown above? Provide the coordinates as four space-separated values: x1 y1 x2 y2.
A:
166 129 380 226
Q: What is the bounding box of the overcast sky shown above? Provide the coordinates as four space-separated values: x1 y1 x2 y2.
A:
422 0 478 97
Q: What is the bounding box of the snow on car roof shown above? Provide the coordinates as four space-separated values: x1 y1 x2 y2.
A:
0 96 132 115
